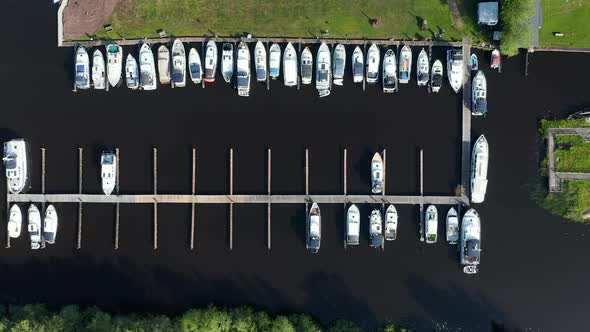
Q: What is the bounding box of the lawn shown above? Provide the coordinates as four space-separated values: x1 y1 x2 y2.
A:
540 180 590 222
554 135 590 173
540 0 590 47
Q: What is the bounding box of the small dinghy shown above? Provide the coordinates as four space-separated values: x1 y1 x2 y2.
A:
204 40 217 83
236 41 251 97
300 47 313 85
188 48 202 84
461 208 481 274
471 135 489 204
74 46 90 90
490 49 500 70
92 49 106 90
308 203 321 254
366 44 380 84
106 43 123 87
315 42 331 97
157 45 170 84
369 208 383 248
221 43 234 83
472 70 487 116
382 49 397 93
283 42 298 87
447 48 463 93
430 59 443 93
399 45 412 84
371 152 384 194
332 44 346 86
139 43 157 90
101 151 116 195
470 53 478 72
125 53 139 90
8 204 22 239
416 48 429 86
171 39 186 88
425 205 438 244
446 207 459 244
269 43 281 79
43 204 58 245
254 41 267 82
384 204 398 241
4 139 29 194
28 204 41 250
352 46 364 83
346 204 360 246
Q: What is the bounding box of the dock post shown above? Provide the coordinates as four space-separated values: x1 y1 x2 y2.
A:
343 148 347 249
114 147 120 249
190 148 196 250
153 147 158 250
229 148 234 251
41 147 46 249
267 148 271 250
266 39 270 90
77 147 83 249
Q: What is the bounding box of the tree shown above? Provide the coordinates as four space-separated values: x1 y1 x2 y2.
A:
327 319 363 332
82 306 112 332
270 316 295 332
288 314 322 332
500 0 536 56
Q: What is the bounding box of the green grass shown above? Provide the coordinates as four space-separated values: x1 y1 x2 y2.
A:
555 135 590 173
540 0 590 47
540 180 590 222
540 117 590 136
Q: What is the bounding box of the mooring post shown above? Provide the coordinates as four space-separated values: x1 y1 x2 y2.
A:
77 147 83 249
190 148 196 250
153 147 158 250
267 148 271 250
41 147 46 249
114 147 120 249
229 148 234 251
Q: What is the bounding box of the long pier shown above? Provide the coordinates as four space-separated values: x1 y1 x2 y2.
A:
460 37 472 198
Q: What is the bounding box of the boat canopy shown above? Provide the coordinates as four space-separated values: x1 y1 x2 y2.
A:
370 234 383 247
237 76 248 88
432 73 442 87
384 76 396 89
418 72 428 82
474 99 487 115
172 70 183 83
353 62 363 75
256 68 265 79
400 71 409 81
302 64 312 78
464 239 481 263
190 63 201 77
4 158 16 170
102 154 114 164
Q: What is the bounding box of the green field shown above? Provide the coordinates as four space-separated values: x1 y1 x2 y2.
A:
555 135 590 173
540 0 590 47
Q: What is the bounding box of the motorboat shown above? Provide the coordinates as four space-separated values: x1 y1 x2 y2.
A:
430 59 443 93
139 43 157 90
269 43 281 79
399 45 412 84
425 205 438 244
3 139 28 194
470 53 478 72
365 44 380 84
315 42 331 97
106 43 123 87
332 44 346 86
74 46 90 90
447 48 463 93
491 49 500 70
382 49 398 93
8 204 22 238
416 48 429 86
300 47 313 85
384 204 398 241
91 49 106 89
204 40 217 83
472 70 487 116
308 203 321 254
125 53 139 90
221 43 234 83
157 45 170 84
27 204 41 250
371 152 383 194
188 48 202 84
352 46 364 83
171 39 186 88
461 208 481 274
101 151 116 195
369 208 383 248
471 135 489 204
446 207 459 244
43 204 58 245
254 41 267 82
283 42 298 87
346 204 360 246
236 41 251 97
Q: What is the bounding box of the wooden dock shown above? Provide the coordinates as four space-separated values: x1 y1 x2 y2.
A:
460 37 472 198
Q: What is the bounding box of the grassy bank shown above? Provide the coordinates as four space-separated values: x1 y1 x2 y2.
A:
540 0 590 47
554 135 590 173
539 180 590 222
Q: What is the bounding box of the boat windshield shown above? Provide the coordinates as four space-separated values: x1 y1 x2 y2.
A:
190 64 201 76
76 65 86 73
4 158 16 170
432 74 442 86
237 76 249 88
464 239 481 263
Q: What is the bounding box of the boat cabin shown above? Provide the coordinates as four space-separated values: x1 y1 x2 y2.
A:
463 239 481 264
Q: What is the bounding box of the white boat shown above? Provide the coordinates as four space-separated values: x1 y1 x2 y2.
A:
157 45 170 84
254 41 267 82
332 44 346 86
74 46 90 90
204 40 217 83
101 151 116 195
283 42 298 87
366 44 380 84
399 45 412 84
416 48 429 86
447 49 463 93
446 207 459 244
346 204 360 246
490 49 500 70
384 204 398 241
221 43 234 83
91 49 106 90
369 209 383 248
471 135 489 204
430 60 443 93
171 39 186 88
472 70 487 116
425 205 438 244
269 43 281 79
27 204 41 250
461 208 481 274
8 204 22 239
236 42 251 97
139 43 157 90
106 44 123 87
382 49 397 93
188 48 202 84
352 46 364 83
308 203 321 254
470 53 478 72
3 139 28 194
125 53 139 90
316 42 331 97
300 47 313 85
43 204 58 244
371 152 383 194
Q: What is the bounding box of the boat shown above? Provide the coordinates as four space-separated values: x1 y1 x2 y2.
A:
490 49 500 70
283 42 298 87
471 135 489 204
101 151 116 195
332 44 346 86
221 43 234 83
446 207 459 244
399 45 412 84
27 204 41 250
125 54 139 90
171 39 186 88
43 204 58 245
308 203 321 254
157 45 170 85
269 43 281 79
91 49 106 89
204 40 217 83
382 49 398 93
416 48 429 86
447 48 463 93
74 46 90 90
139 43 157 90
384 204 398 241
425 205 438 244
236 42 251 97
369 208 383 248
461 208 481 274
188 48 202 84
315 42 331 97
352 46 364 83
472 70 487 116
3 139 28 194
346 204 360 246
371 152 383 194
430 60 443 93
106 43 123 87
300 47 313 85
470 53 478 72
365 44 380 84
254 41 267 82
8 204 22 239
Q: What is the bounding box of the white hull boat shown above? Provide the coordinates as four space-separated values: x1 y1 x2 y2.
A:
316 42 331 97
352 46 364 83
106 44 123 87
472 70 487 116
3 138 28 194
430 60 443 93
125 53 139 90
8 204 22 239
236 42 251 97
332 44 346 86
101 151 116 195
139 43 157 90
308 203 321 254
269 43 281 79
471 135 489 204
43 204 58 244
346 204 360 246
384 204 398 241
283 42 298 87
171 39 186 88
204 40 217 83
399 45 412 84
416 48 429 86
446 207 459 244
369 209 383 248
447 49 463 93
491 49 500 70
189 48 202 84
461 208 481 274
382 49 397 93
425 205 438 244
254 41 267 82
470 53 478 72
28 204 41 250
300 47 313 85
366 44 380 84
157 45 170 84
371 152 383 194
74 46 90 90
221 43 234 83
92 49 106 90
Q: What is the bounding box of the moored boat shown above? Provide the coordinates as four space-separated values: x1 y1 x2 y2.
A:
490 49 500 70
283 42 298 87
188 48 202 84
43 204 58 244
470 53 478 72
447 48 463 93
315 42 331 97
461 208 481 274
171 39 186 88
101 151 116 195
472 70 487 116
106 43 123 87
352 46 364 83
399 45 412 84
369 208 383 248
446 207 459 244
255 41 267 82
204 40 217 83
157 45 170 84
300 47 313 85
308 203 321 254
221 43 234 83
91 49 106 89
430 59 443 93
3 138 28 194
8 204 22 239
269 43 281 79
425 205 438 244
139 43 157 90
346 204 360 246
416 48 429 86
384 204 398 241
125 53 139 90
236 41 251 97
27 204 41 250
371 152 383 194
332 44 346 86
74 46 90 90
366 44 380 84
471 135 489 204
382 49 398 93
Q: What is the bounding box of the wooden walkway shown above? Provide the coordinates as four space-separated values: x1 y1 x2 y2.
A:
460 37 472 197
547 127 590 192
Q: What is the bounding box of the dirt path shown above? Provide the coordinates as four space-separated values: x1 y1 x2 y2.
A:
447 0 464 30
63 0 122 39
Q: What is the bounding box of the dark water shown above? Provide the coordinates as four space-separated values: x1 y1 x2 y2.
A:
1 1 590 331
